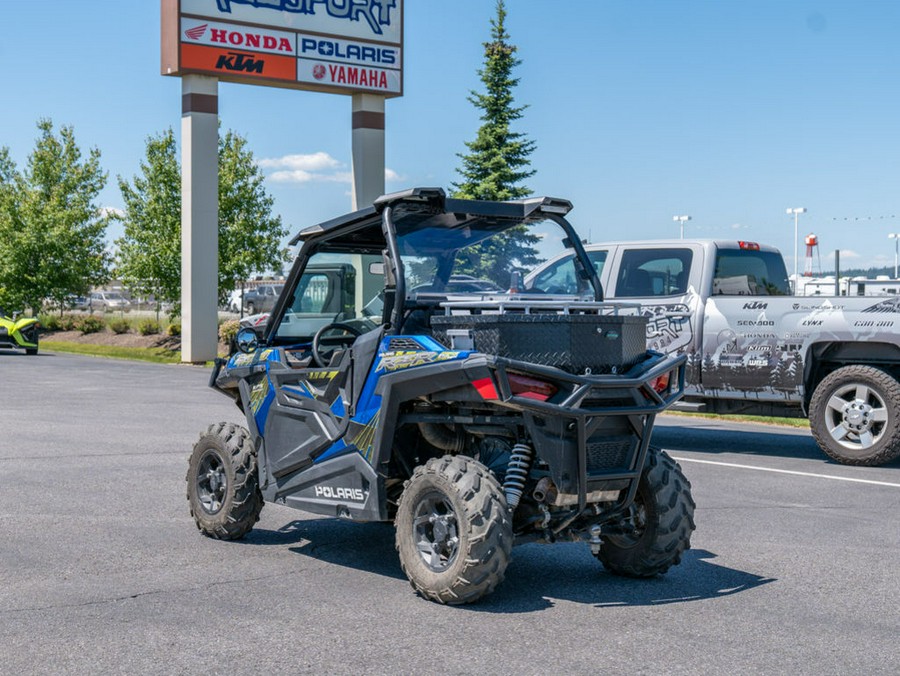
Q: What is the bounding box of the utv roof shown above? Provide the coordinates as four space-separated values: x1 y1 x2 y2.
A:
288 187 573 247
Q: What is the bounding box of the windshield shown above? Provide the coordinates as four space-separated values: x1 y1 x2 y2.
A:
396 217 574 298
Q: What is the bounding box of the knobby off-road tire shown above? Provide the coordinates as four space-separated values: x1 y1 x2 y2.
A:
186 423 263 540
598 447 695 577
395 455 512 605
809 365 900 466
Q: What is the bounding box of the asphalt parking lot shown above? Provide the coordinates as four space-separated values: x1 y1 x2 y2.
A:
2 350 899 674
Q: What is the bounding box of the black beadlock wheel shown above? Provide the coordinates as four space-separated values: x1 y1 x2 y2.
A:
186 423 263 540
597 447 695 577
809 365 900 466
395 455 512 605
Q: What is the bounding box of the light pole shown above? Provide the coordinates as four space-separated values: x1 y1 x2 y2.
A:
786 207 806 290
889 233 899 279
673 215 691 239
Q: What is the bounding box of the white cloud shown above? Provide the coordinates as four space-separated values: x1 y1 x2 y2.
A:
257 152 341 171
261 152 403 187
838 249 861 259
100 206 125 218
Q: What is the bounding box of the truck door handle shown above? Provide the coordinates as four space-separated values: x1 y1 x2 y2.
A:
665 312 691 319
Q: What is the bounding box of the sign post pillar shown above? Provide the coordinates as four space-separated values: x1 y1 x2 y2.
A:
181 74 219 363
351 93 386 210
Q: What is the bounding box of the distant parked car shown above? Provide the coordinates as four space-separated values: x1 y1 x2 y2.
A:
411 274 502 294
242 284 283 315
43 295 90 312
89 291 131 312
66 295 91 311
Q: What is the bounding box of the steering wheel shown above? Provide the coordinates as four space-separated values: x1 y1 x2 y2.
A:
312 322 362 367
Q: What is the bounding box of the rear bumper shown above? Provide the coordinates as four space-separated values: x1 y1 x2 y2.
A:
480 350 687 510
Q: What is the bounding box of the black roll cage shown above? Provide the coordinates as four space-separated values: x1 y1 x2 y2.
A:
264 187 604 344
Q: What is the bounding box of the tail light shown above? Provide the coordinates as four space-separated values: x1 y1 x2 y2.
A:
738 241 761 251
472 377 499 400
649 372 670 394
508 373 558 402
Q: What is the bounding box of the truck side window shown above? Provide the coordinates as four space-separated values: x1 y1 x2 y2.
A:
528 249 607 295
713 250 791 296
615 249 692 298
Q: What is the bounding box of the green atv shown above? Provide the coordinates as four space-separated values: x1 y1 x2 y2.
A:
0 308 39 355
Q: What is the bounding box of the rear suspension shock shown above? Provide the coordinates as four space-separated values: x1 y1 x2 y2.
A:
503 442 534 510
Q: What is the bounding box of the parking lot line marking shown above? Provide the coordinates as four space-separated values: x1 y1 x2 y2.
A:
671 456 900 488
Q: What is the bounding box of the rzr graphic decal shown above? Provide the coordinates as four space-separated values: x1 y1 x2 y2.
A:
249 376 270 414
376 350 462 373
346 412 379 463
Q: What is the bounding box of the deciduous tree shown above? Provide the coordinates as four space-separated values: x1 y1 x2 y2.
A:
116 128 288 316
0 119 110 314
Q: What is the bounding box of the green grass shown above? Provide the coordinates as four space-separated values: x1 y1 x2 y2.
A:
662 410 810 428
42 340 183 364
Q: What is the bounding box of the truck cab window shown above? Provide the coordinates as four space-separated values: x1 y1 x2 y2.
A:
615 248 692 297
527 249 607 295
713 250 791 296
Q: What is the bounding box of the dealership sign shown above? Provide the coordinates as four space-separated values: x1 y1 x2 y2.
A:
162 0 403 96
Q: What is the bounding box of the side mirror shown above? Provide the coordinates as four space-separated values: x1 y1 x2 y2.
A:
235 327 259 354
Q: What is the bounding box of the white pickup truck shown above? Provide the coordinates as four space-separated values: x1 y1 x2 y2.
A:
524 239 900 466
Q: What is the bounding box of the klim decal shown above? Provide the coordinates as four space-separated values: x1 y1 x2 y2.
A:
215 0 398 37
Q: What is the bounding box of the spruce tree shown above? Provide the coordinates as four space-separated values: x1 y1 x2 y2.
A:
451 0 540 285
453 0 535 200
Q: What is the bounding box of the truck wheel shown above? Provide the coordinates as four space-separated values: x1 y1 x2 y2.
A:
809 365 900 466
597 447 695 577
395 455 512 604
186 423 263 540
246 302 256 315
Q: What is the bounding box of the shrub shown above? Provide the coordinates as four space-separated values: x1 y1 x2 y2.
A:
59 313 80 331
138 318 160 336
39 313 61 331
77 315 105 334
108 318 131 335
218 319 240 345
166 321 181 337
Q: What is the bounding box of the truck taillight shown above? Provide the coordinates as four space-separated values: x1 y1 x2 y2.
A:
508 374 558 402
738 241 761 250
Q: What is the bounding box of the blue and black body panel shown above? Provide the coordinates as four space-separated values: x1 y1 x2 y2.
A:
216 332 481 521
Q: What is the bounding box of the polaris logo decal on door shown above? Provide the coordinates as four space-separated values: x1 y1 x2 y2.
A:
314 485 365 501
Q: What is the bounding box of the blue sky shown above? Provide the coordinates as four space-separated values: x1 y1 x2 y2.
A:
1 1 898 274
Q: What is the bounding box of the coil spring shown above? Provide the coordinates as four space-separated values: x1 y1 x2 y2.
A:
503 443 534 510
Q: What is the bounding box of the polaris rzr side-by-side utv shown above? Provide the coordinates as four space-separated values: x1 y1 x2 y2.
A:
188 188 695 604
